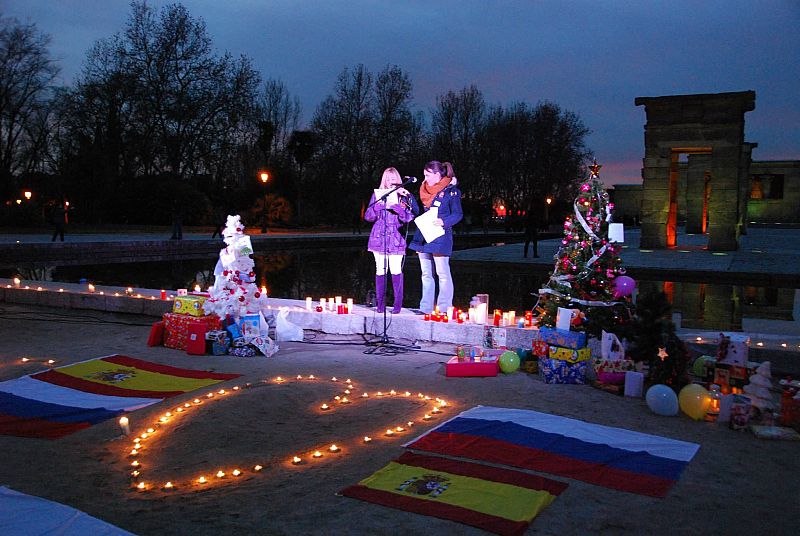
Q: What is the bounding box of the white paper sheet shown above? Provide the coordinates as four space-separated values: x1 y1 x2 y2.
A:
374 188 399 208
414 207 445 243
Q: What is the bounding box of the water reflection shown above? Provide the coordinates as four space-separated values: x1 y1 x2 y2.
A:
4 247 796 332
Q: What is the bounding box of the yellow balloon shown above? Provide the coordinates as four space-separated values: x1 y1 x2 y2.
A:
678 384 710 420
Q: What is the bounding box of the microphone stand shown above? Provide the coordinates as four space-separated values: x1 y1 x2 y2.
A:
364 179 420 355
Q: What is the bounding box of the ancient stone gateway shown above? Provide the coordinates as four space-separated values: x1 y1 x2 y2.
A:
635 91 756 250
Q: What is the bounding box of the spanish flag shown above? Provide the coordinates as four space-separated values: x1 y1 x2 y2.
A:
341 452 566 536
0 355 240 439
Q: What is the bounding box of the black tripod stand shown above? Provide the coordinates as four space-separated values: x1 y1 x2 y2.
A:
364 181 420 355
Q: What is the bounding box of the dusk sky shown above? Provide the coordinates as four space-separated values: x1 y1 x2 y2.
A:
4 0 799 185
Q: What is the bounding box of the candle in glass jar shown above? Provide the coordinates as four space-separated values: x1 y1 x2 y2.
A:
306 297 313 310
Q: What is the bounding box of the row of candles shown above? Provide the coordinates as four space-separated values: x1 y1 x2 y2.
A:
305 296 354 314
121 374 450 493
423 305 535 328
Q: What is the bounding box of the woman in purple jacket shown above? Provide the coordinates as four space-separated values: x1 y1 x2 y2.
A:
364 167 418 313
409 161 463 313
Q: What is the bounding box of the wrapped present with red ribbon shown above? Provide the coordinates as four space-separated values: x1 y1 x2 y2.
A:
531 339 549 358
163 312 221 350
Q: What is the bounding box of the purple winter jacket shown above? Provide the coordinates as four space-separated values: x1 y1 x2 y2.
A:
364 192 418 254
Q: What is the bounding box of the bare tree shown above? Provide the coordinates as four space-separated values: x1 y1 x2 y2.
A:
0 16 59 198
257 79 302 158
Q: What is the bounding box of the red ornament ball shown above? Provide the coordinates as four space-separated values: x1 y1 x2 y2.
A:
254 292 261 298
238 296 245 302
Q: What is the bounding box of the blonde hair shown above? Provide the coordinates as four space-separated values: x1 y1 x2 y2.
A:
379 167 402 189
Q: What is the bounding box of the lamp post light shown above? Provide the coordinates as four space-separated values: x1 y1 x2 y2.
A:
545 196 553 228
258 171 270 234
23 191 32 200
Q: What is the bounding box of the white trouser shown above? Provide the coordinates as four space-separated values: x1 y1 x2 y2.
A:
417 253 453 312
373 252 404 276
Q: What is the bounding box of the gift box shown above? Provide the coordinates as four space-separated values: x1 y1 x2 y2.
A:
147 321 165 347
240 313 261 337
531 340 549 358
708 362 757 393
548 345 591 364
716 333 750 366
186 322 208 355
445 355 499 377
229 345 258 357
536 327 587 350
163 312 221 350
172 295 209 317
780 391 800 431
540 356 587 384
593 358 635 385
205 330 230 356
729 394 752 431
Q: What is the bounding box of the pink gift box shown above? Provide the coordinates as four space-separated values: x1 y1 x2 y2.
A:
445 355 499 377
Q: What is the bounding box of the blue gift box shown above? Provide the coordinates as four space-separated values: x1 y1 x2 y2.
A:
540 356 587 384
536 327 587 350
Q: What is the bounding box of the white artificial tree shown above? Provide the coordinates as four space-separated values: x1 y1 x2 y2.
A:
743 361 774 411
203 215 268 320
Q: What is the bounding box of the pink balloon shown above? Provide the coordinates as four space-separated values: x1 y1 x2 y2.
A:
613 275 635 298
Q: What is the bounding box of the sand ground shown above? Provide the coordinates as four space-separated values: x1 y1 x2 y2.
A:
0 303 797 536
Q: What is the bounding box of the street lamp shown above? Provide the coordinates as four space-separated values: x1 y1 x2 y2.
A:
545 196 553 228
258 171 270 233
23 191 32 200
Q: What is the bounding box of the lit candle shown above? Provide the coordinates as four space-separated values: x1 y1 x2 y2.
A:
395 426 404 432
320 298 326 311
131 460 140 468
320 403 329 410
346 298 353 313
130 449 138 455
161 289 167 300
331 377 338 382
297 375 303 380
136 482 146 490
88 284 95 293
329 444 340 452
119 416 130 436
232 469 241 476
131 470 140 477
404 391 411 397
193 398 201 404
313 451 323 458
423 414 431 420
447 306 455 320
47 359 55 365
254 465 263 471
218 389 226 395
261 285 268 296
363 436 372 443
198 476 207 484
146 428 155 433
21 357 29 363
164 482 174 490
216 471 225 478
341 397 349 404
432 407 441 414
345 378 351 383
335 296 342 306
194 284 201 292
362 393 369 398
275 377 284 383
309 375 315 380
328 297 335 311
13 277 21 287
306 297 313 310
386 429 394 436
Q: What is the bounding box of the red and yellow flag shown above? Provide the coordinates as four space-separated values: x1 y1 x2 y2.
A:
341 452 566 536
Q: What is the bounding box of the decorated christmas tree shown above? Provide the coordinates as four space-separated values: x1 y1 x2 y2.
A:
626 291 690 391
536 162 633 337
204 215 268 320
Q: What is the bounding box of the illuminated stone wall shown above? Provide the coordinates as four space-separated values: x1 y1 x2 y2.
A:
635 91 756 251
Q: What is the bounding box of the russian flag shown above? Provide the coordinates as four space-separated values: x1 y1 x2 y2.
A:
404 406 700 498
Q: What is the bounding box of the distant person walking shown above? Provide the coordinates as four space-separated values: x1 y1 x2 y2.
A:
50 201 67 242
170 201 183 240
523 210 539 258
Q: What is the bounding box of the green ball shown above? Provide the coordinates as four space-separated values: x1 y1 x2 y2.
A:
692 355 715 377
498 351 520 374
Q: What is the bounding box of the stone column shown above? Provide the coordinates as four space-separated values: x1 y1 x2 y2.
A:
639 149 672 248
707 146 742 251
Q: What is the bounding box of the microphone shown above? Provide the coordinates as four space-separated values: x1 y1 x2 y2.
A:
403 176 418 184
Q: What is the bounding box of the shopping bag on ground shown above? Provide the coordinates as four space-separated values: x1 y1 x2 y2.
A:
276 308 304 341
